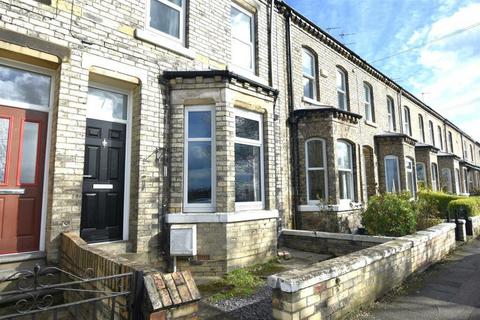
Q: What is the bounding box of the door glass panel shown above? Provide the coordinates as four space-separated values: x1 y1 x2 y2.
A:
0 64 51 108
0 118 9 183
20 122 39 184
86 87 127 122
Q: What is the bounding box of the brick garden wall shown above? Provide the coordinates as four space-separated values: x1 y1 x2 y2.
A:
268 223 456 320
279 229 393 257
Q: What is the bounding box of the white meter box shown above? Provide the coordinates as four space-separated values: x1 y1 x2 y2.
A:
170 224 197 256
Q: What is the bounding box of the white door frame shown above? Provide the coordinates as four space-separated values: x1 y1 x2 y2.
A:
0 57 56 255
85 82 132 242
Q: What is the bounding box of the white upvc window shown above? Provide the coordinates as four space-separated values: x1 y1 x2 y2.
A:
441 168 453 193
418 114 425 143
305 138 327 203
337 140 354 202
406 158 415 196
463 168 468 192
437 126 443 150
336 67 348 111
387 96 395 131
231 4 255 73
184 106 215 212
429 121 435 146
363 82 374 122
416 162 426 186
431 163 439 191
147 0 185 43
234 108 264 210
470 145 474 162
448 131 454 153
403 106 411 136
302 49 317 100
464 141 468 159
384 155 400 193
455 168 461 194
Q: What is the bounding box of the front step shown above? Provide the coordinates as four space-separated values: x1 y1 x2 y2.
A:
0 252 47 291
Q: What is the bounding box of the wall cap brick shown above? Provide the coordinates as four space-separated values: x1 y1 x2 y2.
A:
281 229 394 244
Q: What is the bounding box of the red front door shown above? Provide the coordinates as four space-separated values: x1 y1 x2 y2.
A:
0 106 47 254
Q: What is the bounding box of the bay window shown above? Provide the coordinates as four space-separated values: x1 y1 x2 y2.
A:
184 106 215 212
302 49 317 100
148 0 185 42
406 158 415 195
384 156 400 193
441 168 453 193
431 163 439 191
231 4 255 73
305 139 327 203
416 162 426 187
455 169 461 194
234 109 264 210
337 140 354 201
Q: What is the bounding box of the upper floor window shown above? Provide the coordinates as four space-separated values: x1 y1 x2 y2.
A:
234 108 264 210
336 67 348 111
184 106 215 212
386 96 396 131
302 49 317 100
231 4 255 73
403 106 411 136
385 155 400 193
418 114 425 143
406 158 415 196
337 140 354 201
470 145 474 162
363 82 374 122
305 138 327 203
429 121 435 146
437 126 443 150
148 0 185 42
464 141 468 159
448 131 454 153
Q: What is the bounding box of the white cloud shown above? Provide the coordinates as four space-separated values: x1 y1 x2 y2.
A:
405 2 480 141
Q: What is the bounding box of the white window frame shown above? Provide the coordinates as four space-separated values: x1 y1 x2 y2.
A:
437 126 443 151
0 57 55 254
455 168 461 194
234 108 264 211
403 106 411 136
463 168 468 193
302 49 317 100
337 140 354 203
441 168 453 193
384 155 400 193
231 3 256 73
470 145 474 162
146 0 186 44
387 96 395 131
431 163 439 191
363 82 374 122
305 138 328 204
183 106 216 213
429 121 435 147
416 162 426 184
336 67 348 111
418 114 425 143
405 158 415 196
448 131 454 153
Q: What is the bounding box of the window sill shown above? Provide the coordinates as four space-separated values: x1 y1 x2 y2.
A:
365 120 378 128
298 202 363 212
227 65 268 86
302 96 323 106
134 29 196 59
166 209 279 223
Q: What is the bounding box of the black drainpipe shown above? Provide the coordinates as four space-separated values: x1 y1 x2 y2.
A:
158 75 173 271
284 8 301 230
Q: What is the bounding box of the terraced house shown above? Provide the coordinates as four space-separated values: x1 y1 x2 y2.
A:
0 0 479 284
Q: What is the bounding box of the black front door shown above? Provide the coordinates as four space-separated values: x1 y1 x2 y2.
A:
81 118 126 243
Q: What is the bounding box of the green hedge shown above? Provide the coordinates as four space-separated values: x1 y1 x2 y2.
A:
418 191 464 218
448 197 480 218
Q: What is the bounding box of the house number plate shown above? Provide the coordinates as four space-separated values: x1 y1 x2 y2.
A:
92 184 114 190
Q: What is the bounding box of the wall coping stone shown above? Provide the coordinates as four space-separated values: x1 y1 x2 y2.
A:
166 209 279 224
280 229 394 244
268 223 455 293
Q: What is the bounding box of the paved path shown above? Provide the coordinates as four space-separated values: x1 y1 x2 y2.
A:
359 239 480 320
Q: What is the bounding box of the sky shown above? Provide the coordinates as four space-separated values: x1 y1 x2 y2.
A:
286 0 480 141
